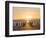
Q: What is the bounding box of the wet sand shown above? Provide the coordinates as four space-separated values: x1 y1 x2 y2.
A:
13 23 40 31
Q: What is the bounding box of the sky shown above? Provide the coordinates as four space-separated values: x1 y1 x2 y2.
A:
13 7 40 20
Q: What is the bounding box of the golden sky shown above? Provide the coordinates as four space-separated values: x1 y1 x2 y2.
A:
13 7 40 20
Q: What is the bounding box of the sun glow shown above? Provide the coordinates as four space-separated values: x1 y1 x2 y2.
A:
26 16 32 18
24 16 32 20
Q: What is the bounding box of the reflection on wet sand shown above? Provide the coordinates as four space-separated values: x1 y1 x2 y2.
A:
13 19 40 31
